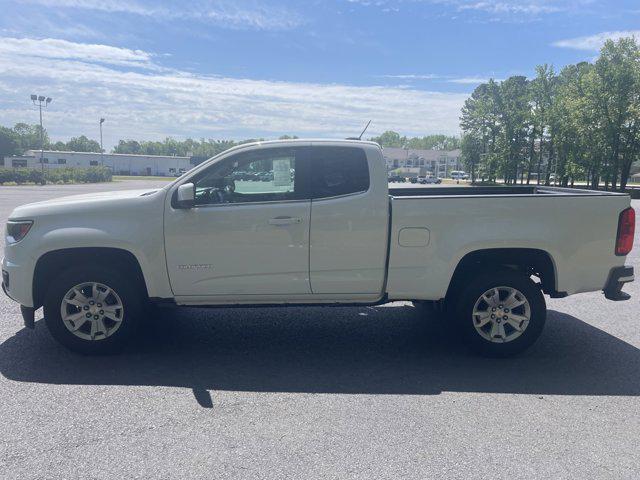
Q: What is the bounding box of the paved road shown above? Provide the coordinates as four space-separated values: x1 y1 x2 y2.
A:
1 182 639 479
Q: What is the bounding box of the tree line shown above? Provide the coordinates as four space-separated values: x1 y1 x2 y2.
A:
1 120 461 162
0 125 300 160
0 123 102 155
368 131 461 150
112 137 266 158
460 37 640 190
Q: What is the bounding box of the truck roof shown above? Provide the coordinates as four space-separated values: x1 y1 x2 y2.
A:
246 138 380 147
221 138 381 156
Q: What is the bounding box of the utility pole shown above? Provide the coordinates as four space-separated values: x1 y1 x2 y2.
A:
30 94 52 173
100 118 105 165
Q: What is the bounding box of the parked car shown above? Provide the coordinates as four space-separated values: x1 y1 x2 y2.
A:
451 171 469 180
424 175 442 184
388 175 406 183
3 139 635 357
418 175 441 184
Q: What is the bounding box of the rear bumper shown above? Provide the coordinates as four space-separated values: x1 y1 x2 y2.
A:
603 266 634 301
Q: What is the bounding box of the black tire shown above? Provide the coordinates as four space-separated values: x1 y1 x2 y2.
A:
44 265 144 355
452 270 546 357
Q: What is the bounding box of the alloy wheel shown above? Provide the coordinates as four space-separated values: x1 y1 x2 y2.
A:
60 282 124 341
471 286 531 343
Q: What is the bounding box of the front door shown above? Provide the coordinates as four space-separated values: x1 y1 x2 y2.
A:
164 146 311 297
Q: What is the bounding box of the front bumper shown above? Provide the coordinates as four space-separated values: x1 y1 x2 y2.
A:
2 260 36 329
603 266 634 301
1 256 35 307
1 267 16 302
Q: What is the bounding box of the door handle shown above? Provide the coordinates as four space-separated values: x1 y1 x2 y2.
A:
268 216 302 225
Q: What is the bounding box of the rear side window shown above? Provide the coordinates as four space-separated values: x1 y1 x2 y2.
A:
311 147 369 198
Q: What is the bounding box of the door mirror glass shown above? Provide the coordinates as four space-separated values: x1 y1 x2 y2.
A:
176 183 195 207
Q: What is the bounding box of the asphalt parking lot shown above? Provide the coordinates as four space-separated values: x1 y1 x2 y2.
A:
1 181 639 479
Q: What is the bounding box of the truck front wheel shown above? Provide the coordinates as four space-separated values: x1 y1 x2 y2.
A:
453 270 546 357
43 265 143 354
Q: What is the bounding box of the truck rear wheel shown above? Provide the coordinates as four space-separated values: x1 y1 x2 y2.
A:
43 265 143 354
453 270 546 357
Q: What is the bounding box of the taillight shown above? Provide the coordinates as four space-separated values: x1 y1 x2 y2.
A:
615 207 635 256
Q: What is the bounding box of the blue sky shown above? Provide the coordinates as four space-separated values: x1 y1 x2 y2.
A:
1 0 639 148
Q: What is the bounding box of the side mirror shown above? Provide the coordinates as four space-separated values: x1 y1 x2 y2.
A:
176 183 195 208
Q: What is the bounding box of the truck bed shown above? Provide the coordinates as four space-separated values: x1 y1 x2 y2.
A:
389 185 627 197
385 185 631 301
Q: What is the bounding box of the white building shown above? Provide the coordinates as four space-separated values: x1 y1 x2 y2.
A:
383 147 462 177
1 150 194 176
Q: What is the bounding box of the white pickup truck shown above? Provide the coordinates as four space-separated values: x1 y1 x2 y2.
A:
2 139 636 356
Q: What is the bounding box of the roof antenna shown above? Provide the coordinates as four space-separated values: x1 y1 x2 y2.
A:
347 120 372 140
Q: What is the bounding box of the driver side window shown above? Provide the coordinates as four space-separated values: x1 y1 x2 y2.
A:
193 148 300 205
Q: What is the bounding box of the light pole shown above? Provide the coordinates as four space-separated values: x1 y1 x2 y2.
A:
99 118 105 165
30 94 52 172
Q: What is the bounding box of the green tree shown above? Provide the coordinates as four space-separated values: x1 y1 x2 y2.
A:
460 134 482 182
551 63 593 186
370 131 460 150
528 64 556 184
370 130 405 147
0 126 18 158
460 79 502 181
590 37 640 189
12 122 49 153
405 134 460 150
498 76 530 184
460 37 640 190
61 135 101 152
113 139 142 154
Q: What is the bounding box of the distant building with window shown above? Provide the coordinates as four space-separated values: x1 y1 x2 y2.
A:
383 147 462 177
0 150 195 176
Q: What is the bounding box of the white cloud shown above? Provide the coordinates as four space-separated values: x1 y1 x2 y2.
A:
0 37 466 147
455 1 563 15
552 30 640 51
0 37 157 69
18 0 304 31
348 0 590 20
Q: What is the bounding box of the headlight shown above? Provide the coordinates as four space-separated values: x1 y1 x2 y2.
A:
6 220 33 244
